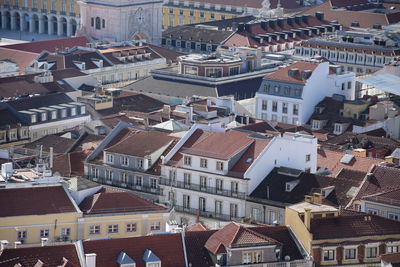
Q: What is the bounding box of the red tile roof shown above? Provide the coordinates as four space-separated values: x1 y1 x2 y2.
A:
186 222 209 232
264 61 319 84
3 36 89 53
356 165 400 201
0 47 38 74
317 148 381 176
299 0 400 28
381 252 400 264
53 149 93 177
204 222 281 254
0 185 77 217
311 214 400 240
362 187 400 207
83 234 185 267
104 130 174 157
79 187 168 215
0 244 80 267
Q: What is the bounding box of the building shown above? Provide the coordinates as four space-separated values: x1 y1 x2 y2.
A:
294 29 400 76
0 184 82 245
159 123 317 225
78 187 171 239
0 107 29 145
288 208 400 266
78 0 163 44
162 0 318 29
0 0 80 36
84 122 177 200
1 92 91 141
26 43 168 86
299 0 400 29
255 61 355 125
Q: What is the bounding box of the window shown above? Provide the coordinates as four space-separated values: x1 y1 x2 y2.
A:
108 224 118 233
252 208 261 221
31 114 37 123
150 178 157 189
389 213 399 221
347 81 352 89
17 230 27 240
184 155 191 166
70 0 75 12
200 12 204 18
71 107 76 116
205 67 222 78
295 88 301 96
91 17 94 27
305 154 311 162
121 156 129 166
199 197 206 211
184 65 198 75
102 19 105 28
137 159 143 169
106 169 113 181
293 104 299 115
387 245 399 253
229 66 240 76
366 247 378 258
91 167 99 178
148 263 160 267
282 102 288 114
42 0 47 9
272 101 278 112
169 7 173 14
274 86 280 94
284 86 290 95
344 248 356 260
121 172 127 184
61 228 71 236
135 175 142 186
183 194 190 209
106 153 114 163
215 200 222 215
230 203 238 218
334 124 342 134
200 176 207 189
61 109 67 118
89 225 100 235
184 173 191 187
169 170 176 181
126 223 137 232
231 181 238 194
261 100 268 110
40 229 49 238
216 161 224 171
216 179 223 191
200 158 208 168
323 249 335 261
242 251 262 264
95 17 101 29
341 83 345 90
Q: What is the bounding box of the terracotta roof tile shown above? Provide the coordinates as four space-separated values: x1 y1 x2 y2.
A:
0 185 77 217
0 244 80 267
311 214 400 240
79 187 168 215
186 223 209 232
381 252 400 264
0 47 38 74
83 234 185 267
264 62 319 84
3 36 89 53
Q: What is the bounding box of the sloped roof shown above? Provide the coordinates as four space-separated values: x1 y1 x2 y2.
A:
83 234 185 267
204 222 281 254
0 47 38 74
3 36 89 53
0 185 78 217
264 61 319 84
311 214 400 240
6 92 73 111
152 119 190 132
142 249 161 262
117 251 135 265
79 187 168 215
0 244 80 267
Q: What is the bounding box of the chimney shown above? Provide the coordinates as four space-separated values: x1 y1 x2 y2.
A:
302 14 310 24
315 12 324 21
40 237 48 247
1 240 8 250
295 15 302 24
313 193 322 204
304 208 311 230
49 147 54 169
85 253 96 267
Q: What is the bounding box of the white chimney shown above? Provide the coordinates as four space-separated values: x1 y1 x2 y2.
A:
40 237 48 247
14 241 21 248
1 240 8 250
85 253 96 267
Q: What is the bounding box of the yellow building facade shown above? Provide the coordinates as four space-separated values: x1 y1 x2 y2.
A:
0 0 80 36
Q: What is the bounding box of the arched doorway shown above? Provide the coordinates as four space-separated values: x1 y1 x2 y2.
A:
5 11 11 29
32 14 39 32
43 15 48 34
70 19 77 36
50 16 57 35
61 17 67 36
22 13 29 31
14 12 21 31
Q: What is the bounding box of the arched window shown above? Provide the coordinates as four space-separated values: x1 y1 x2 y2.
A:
102 19 105 28
95 17 101 29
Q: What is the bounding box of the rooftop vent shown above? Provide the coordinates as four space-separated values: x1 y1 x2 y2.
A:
340 154 354 164
288 68 299 77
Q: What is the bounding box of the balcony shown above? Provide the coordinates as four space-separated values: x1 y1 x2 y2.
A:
89 177 163 195
174 205 241 221
159 177 246 200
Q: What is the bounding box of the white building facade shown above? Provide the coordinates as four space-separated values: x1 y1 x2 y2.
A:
159 124 317 225
255 61 355 125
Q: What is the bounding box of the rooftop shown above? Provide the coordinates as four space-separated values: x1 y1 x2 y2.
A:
79 187 168 215
264 61 319 84
0 185 78 217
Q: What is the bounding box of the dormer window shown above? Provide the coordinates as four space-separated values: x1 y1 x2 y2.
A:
51 111 57 119
143 249 161 267
80 106 86 114
71 107 76 116
121 156 129 166
216 161 224 171
200 158 208 168
61 109 67 118
137 159 143 169
41 112 47 121
106 153 114 163
184 155 191 166
285 183 291 192
31 114 37 123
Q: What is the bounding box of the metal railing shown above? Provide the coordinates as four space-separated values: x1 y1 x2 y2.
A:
174 205 241 221
89 177 163 195
159 177 246 200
